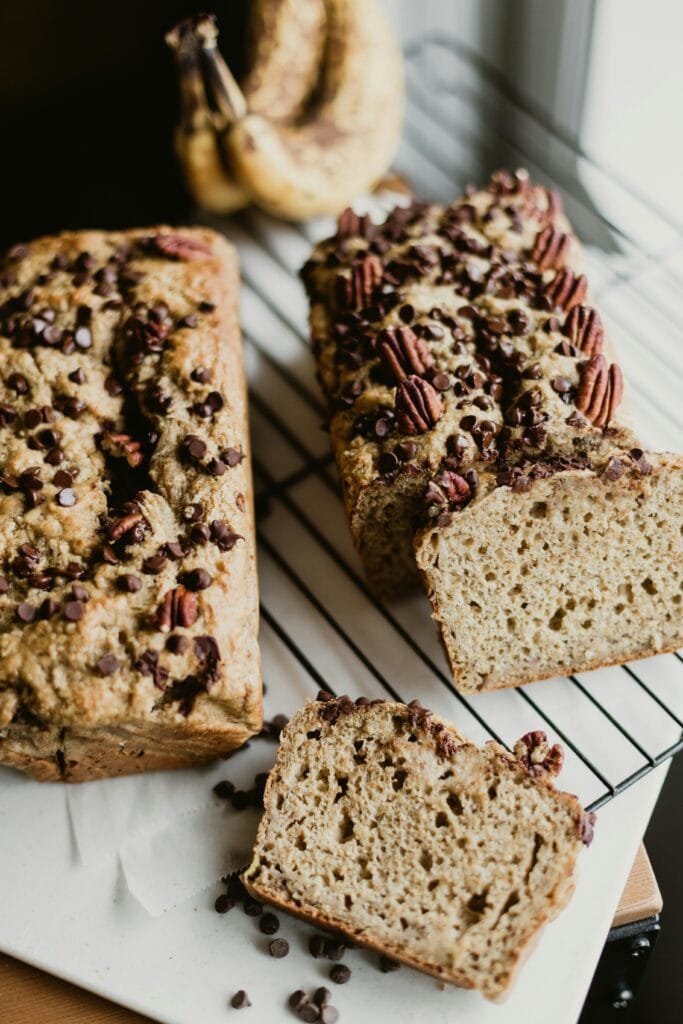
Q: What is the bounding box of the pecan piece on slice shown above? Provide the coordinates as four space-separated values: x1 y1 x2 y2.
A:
335 253 382 311
514 731 564 778
425 470 472 511
531 225 571 270
336 208 374 241
156 584 198 632
576 354 608 422
593 363 624 429
107 512 144 542
544 267 587 312
562 305 604 356
152 233 212 261
394 375 443 435
377 326 434 383
101 432 144 468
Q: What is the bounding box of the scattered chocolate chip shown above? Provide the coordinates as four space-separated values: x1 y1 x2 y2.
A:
243 897 263 917
325 942 346 963
181 435 207 461
297 1005 320 1023
269 938 289 958
214 893 234 914
142 554 167 575
56 487 76 507
320 1008 339 1024
213 779 235 800
260 913 279 935
231 790 252 811
63 600 84 621
97 654 119 676
207 458 227 476
17 602 36 622
289 991 308 1012
330 965 350 984
117 574 142 593
181 568 212 591
313 988 331 1008
379 956 401 973
309 935 327 959
230 990 251 1010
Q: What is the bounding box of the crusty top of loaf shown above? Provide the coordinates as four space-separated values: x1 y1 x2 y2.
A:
0 227 260 734
302 169 653 525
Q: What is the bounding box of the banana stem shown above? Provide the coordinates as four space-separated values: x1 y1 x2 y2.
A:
165 20 212 132
194 16 248 124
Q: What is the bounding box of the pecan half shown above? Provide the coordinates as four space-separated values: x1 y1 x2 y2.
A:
101 432 144 468
531 226 571 270
593 363 624 429
377 326 433 383
107 512 143 542
562 305 603 356
576 354 607 420
576 356 623 427
544 268 587 312
156 585 198 631
514 731 564 777
394 375 443 435
152 234 212 261
335 253 382 311
425 470 472 510
336 208 374 241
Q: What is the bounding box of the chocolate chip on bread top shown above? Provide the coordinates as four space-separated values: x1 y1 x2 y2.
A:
0 227 261 780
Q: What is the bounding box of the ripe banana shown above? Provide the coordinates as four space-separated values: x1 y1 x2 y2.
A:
196 0 405 220
166 20 249 214
167 2 327 215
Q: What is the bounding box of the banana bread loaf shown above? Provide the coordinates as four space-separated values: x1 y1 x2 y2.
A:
302 170 683 690
243 694 593 1001
0 226 261 781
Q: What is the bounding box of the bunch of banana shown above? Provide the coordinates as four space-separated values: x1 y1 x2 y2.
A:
165 0 404 220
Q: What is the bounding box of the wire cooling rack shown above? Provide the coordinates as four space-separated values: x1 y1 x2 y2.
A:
211 35 683 816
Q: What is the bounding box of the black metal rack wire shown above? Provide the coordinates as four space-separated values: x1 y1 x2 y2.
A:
215 35 683 817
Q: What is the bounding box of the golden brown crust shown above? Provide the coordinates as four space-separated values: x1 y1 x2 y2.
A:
0 226 261 780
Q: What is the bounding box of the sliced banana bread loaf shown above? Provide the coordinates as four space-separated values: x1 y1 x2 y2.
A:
243 695 593 1001
302 169 683 690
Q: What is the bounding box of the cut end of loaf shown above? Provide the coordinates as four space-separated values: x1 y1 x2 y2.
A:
415 456 683 693
243 697 588 1001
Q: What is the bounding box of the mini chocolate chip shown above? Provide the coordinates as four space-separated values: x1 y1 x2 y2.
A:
165 541 185 560
177 314 199 329
191 523 211 544
379 955 401 972
221 447 245 467
63 600 84 621
243 897 263 916
394 440 417 461
74 326 92 349
231 790 252 811
17 602 36 622
289 992 309 1012
313 988 331 1008
207 458 226 476
57 488 76 507
39 597 58 619
330 964 350 984
429 371 449 392
378 451 399 475
68 368 87 384
213 779 235 799
0 576 8 593
104 376 122 396
551 376 573 394
206 391 224 412
6 373 29 394
460 414 477 431
214 893 234 914
142 554 167 575
269 938 289 958
53 470 73 488
199 301 215 313
183 502 204 523
260 912 280 935
230 990 251 1009
309 935 327 959
325 942 345 962
182 435 207 461
25 409 42 429
97 654 118 676
71 585 88 602
182 568 212 591
191 366 212 383
297 1005 320 1023
117 574 142 593
166 633 190 654
320 1007 338 1024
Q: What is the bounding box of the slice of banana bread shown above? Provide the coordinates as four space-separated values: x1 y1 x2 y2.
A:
243 695 593 1001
